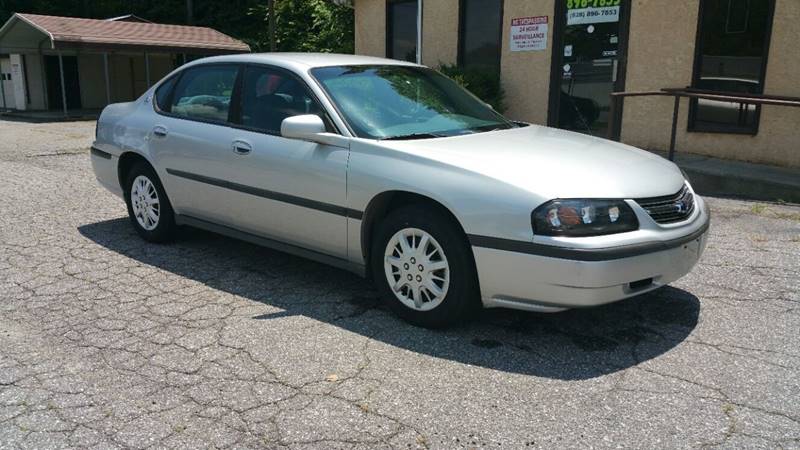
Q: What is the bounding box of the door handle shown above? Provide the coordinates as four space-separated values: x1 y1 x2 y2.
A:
612 59 619 83
153 126 168 137
232 140 252 155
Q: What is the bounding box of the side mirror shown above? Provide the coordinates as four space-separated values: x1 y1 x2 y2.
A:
280 114 349 148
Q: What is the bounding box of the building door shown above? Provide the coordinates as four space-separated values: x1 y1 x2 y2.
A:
44 55 82 111
548 0 631 138
0 58 15 108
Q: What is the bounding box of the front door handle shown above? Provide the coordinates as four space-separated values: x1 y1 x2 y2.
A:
232 140 252 155
153 126 168 137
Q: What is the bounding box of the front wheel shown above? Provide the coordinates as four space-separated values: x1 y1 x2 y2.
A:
371 205 480 328
124 161 176 243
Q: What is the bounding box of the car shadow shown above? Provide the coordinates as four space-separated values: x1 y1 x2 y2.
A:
78 218 700 380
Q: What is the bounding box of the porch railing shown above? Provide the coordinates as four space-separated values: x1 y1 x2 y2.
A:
607 88 800 161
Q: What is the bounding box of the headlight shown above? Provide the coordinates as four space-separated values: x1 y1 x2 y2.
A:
532 199 639 237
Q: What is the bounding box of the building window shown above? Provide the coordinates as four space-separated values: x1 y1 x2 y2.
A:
689 0 775 134
458 0 503 73
386 0 418 63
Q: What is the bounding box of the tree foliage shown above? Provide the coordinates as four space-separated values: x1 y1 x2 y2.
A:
248 0 353 53
0 0 354 54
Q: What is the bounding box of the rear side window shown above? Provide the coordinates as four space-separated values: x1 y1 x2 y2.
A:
154 76 177 111
239 65 324 134
170 65 239 123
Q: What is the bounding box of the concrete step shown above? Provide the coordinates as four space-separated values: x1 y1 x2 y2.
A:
650 150 800 204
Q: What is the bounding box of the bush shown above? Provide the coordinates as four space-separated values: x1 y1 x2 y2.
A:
438 64 506 113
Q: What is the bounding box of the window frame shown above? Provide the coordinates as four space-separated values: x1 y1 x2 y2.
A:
153 62 242 127
688 0 777 135
385 0 418 63
457 0 504 73
153 62 341 137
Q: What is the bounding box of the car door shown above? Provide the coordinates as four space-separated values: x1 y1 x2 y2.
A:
148 63 241 225
221 64 349 259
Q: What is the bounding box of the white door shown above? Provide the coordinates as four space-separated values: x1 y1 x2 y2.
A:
221 64 348 258
0 59 16 108
147 64 241 225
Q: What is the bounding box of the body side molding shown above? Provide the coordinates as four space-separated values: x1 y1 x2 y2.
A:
166 168 364 219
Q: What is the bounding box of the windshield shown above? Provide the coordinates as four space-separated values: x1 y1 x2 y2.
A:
310 65 515 139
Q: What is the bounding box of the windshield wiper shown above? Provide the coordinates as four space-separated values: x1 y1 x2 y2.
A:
467 123 511 133
381 132 445 141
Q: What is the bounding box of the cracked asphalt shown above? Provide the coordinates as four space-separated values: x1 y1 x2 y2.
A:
0 117 799 449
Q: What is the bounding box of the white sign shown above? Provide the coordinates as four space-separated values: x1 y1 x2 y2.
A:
567 6 620 25
510 16 548 52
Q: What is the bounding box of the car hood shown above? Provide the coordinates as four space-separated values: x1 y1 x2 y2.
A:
378 124 685 199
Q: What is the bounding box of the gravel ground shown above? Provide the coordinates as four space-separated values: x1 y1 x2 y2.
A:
1 117 799 449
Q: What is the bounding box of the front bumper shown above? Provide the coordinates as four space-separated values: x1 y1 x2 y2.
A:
471 211 710 313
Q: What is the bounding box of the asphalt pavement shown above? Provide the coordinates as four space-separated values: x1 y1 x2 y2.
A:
1 118 798 449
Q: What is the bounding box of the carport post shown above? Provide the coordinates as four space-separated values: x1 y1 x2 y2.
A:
57 53 68 116
144 51 151 88
0 73 6 109
103 53 111 105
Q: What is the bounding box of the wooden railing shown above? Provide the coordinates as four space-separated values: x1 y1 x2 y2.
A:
607 88 800 161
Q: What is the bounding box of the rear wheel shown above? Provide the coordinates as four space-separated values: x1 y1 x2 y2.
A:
124 161 176 243
371 205 480 328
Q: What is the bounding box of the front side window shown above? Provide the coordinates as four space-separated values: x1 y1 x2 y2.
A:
387 0 418 63
311 65 514 139
239 66 324 134
170 65 238 123
690 0 775 133
458 0 503 73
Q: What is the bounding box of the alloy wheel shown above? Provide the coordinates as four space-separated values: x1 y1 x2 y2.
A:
130 175 160 231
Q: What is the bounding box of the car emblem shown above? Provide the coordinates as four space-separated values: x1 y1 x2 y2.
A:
675 201 685 212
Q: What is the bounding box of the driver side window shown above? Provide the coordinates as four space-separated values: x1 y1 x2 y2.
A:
240 66 324 134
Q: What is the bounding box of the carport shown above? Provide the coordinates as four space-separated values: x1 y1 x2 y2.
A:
0 13 250 115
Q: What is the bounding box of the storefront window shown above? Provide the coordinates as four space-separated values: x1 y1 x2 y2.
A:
690 0 775 134
387 0 418 63
458 0 503 73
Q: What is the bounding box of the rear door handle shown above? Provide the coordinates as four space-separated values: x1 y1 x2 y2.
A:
153 126 168 137
232 140 252 155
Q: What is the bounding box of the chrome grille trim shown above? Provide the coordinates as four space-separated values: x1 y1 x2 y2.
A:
635 185 695 224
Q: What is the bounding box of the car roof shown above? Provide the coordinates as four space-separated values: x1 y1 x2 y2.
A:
186 52 422 71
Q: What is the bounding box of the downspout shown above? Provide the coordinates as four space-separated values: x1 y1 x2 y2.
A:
0 64 6 109
416 0 423 64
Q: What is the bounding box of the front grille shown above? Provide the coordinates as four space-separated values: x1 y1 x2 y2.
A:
635 185 695 224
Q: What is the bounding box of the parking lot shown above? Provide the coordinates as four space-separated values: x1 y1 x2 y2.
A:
0 117 798 449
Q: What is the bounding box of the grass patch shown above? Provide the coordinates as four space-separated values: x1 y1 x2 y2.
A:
750 204 768 215
773 212 800 222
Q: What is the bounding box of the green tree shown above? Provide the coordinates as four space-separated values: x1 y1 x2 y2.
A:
248 0 354 53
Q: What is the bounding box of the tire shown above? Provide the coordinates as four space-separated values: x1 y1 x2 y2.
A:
371 204 480 328
124 161 176 243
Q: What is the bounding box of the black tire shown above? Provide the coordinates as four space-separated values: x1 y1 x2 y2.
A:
371 204 481 328
124 161 176 243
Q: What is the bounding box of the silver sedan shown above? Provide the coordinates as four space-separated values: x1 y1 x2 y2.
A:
91 53 709 328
